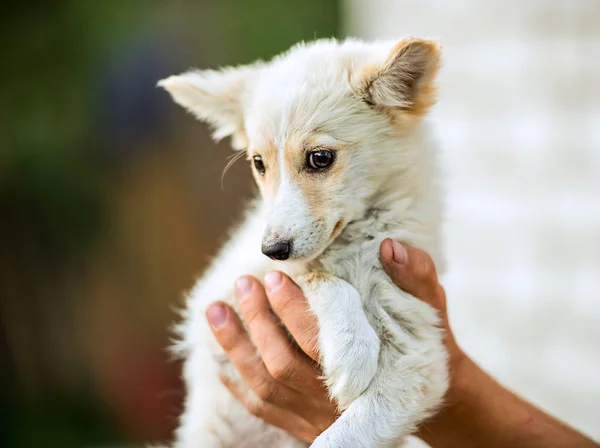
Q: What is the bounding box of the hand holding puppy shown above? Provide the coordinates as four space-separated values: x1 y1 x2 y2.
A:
207 240 599 448
206 239 454 443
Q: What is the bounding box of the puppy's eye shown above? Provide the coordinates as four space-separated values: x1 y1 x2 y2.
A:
307 150 335 171
253 155 266 175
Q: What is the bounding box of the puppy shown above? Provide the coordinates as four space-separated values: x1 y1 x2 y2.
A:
159 37 449 448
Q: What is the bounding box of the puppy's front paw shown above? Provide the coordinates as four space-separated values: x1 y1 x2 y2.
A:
322 325 379 409
297 273 380 409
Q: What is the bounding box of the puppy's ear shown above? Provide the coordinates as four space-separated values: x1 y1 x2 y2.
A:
158 64 261 149
362 38 441 115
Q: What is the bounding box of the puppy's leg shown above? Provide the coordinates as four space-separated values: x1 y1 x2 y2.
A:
311 345 447 448
309 284 449 448
298 273 380 410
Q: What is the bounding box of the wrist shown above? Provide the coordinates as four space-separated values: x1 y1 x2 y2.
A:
449 346 477 397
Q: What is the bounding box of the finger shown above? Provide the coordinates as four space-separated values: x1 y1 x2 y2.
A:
380 239 442 304
220 372 318 443
206 302 290 406
235 276 321 390
263 271 320 361
206 301 321 420
380 241 459 357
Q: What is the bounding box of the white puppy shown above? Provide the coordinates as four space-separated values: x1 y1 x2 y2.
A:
159 37 449 448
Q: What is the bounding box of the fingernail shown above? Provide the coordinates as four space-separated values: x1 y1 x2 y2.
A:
392 240 408 265
235 277 252 301
264 271 283 292
206 303 227 329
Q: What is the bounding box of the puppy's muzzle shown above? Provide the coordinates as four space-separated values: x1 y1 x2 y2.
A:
262 240 292 261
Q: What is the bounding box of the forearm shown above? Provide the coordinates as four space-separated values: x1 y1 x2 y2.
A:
417 354 599 448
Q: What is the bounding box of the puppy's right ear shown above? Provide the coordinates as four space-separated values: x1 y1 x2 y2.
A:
158 64 261 149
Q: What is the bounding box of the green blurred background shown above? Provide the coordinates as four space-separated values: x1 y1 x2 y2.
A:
0 1 339 447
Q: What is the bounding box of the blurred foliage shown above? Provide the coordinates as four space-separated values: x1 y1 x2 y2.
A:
222 0 339 63
0 0 152 253
0 0 339 253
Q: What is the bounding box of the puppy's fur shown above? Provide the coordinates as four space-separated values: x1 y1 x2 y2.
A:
160 37 449 447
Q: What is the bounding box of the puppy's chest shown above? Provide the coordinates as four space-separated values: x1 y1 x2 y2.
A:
310 237 384 303
317 211 392 283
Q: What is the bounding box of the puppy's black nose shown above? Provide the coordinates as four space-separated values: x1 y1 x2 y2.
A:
262 241 291 261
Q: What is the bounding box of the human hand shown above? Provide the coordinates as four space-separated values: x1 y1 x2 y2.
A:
205 239 459 443
205 269 338 442
206 239 600 448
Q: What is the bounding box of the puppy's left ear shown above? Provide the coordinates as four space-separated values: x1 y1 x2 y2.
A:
158 64 261 149
361 38 441 116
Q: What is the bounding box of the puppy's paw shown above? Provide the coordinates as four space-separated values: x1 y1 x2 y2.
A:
322 327 379 409
297 273 380 409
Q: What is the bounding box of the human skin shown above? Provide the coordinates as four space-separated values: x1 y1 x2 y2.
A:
205 239 599 447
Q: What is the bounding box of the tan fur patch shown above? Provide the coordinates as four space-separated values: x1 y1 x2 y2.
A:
361 37 441 123
331 219 345 239
302 271 330 284
283 136 348 221
250 140 279 201
252 133 349 222
391 38 441 120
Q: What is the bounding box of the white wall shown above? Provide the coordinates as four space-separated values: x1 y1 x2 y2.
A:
343 0 600 444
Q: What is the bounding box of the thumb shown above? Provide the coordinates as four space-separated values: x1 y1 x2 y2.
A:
380 238 440 301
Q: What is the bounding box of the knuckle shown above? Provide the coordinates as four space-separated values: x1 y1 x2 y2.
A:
435 284 446 301
218 329 241 353
299 428 320 444
435 284 447 308
414 254 436 282
255 377 278 403
271 289 298 316
243 306 262 328
245 397 265 418
269 359 295 384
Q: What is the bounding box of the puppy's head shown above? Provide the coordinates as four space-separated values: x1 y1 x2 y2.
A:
160 38 440 261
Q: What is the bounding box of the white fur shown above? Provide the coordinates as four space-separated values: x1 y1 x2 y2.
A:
160 38 449 447
299 273 380 410
262 171 313 255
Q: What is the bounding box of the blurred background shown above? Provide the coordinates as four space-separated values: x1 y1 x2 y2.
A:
0 1 598 447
